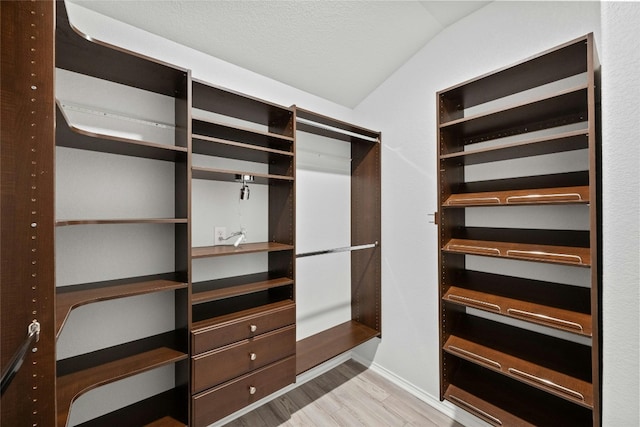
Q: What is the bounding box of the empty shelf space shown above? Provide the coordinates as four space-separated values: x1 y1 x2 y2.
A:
296 320 380 375
439 129 588 164
444 287 591 336
56 104 187 161
443 238 590 267
56 273 187 337
192 118 293 148
192 133 293 163
443 270 591 336
296 107 381 144
443 185 589 207
56 331 188 427
192 242 294 259
438 36 588 115
191 166 293 183
56 218 188 226
444 361 593 426
444 316 593 407
74 389 186 427
192 80 294 133
56 1 188 97
455 171 589 197
439 85 587 139
192 273 294 304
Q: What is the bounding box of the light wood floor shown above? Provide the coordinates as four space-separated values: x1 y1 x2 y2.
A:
224 359 464 427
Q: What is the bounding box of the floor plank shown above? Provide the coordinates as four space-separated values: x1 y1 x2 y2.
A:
224 359 463 427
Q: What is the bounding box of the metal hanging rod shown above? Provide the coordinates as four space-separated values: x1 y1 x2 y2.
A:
1 320 40 396
296 117 379 143
296 241 378 258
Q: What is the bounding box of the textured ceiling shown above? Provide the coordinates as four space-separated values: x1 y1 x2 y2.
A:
69 1 490 108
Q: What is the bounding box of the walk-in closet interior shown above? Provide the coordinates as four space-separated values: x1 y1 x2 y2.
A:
2 1 638 427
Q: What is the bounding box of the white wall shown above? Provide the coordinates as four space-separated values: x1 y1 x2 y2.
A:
354 1 639 426
600 2 640 425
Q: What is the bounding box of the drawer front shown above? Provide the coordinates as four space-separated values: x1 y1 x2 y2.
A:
192 302 295 354
192 325 295 393
192 356 295 427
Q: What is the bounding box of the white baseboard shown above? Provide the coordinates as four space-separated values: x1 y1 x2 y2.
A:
350 353 490 427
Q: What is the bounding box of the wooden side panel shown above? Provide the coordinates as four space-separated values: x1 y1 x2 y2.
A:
1 1 56 425
351 140 381 332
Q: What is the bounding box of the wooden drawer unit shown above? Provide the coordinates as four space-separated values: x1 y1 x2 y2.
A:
192 325 295 393
192 356 295 427
191 300 295 354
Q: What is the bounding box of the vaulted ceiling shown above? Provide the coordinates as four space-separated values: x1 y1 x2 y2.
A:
69 1 490 107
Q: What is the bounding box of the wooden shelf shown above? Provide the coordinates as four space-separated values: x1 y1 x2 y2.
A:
192 242 294 259
56 273 187 338
440 86 587 141
443 238 590 267
439 129 588 164
445 335 593 408
296 320 380 375
439 35 588 114
192 80 294 134
74 388 186 427
56 104 187 161
443 185 589 207
191 166 294 183
444 286 591 336
192 117 293 149
56 218 188 227
192 133 293 163
445 316 592 407
192 273 293 304
56 332 188 427
444 362 593 427
56 0 188 97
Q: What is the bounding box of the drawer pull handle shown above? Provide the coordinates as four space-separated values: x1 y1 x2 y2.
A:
446 244 501 256
449 395 502 426
506 193 583 203
249 386 257 395
447 345 502 370
447 294 501 312
249 324 257 333
506 308 584 332
249 352 257 361
508 368 585 401
447 196 500 205
505 249 584 265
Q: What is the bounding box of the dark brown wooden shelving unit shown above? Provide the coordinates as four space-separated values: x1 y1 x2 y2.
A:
294 108 382 375
56 103 188 162
189 80 296 426
437 34 600 426
191 166 293 183
192 242 294 259
74 389 186 427
56 218 188 226
53 1 191 425
56 273 187 337
192 273 293 305
56 331 188 427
